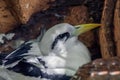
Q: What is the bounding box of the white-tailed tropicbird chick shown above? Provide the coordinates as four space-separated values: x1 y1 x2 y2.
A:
0 23 100 80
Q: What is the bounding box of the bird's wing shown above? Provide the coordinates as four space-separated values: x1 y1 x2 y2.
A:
1 53 71 80
2 41 42 68
1 55 71 80
1 41 72 80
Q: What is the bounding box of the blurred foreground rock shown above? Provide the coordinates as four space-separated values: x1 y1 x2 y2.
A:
71 57 120 80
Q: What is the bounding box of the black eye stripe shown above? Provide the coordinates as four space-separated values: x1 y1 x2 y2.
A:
51 32 70 50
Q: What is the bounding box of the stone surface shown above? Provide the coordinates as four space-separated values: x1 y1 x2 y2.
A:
0 0 18 33
8 0 55 24
114 0 120 56
64 6 89 25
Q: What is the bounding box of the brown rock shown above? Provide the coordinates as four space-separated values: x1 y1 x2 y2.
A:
114 0 120 56
6 0 55 24
0 0 18 33
99 0 116 59
64 6 89 25
79 32 94 47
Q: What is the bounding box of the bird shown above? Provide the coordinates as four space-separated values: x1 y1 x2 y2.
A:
0 23 100 80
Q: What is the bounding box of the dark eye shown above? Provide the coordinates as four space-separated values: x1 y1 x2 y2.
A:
58 32 70 40
51 32 70 49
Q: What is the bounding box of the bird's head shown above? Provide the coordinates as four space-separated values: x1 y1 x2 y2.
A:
40 23 100 55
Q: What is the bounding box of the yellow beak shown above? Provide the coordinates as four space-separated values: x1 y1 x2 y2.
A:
74 23 101 36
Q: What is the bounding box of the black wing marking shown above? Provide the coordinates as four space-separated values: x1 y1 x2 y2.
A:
0 53 8 65
5 42 32 59
7 60 71 80
37 58 48 68
42 73 71 80
7 61 43 77
3 42 32 66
